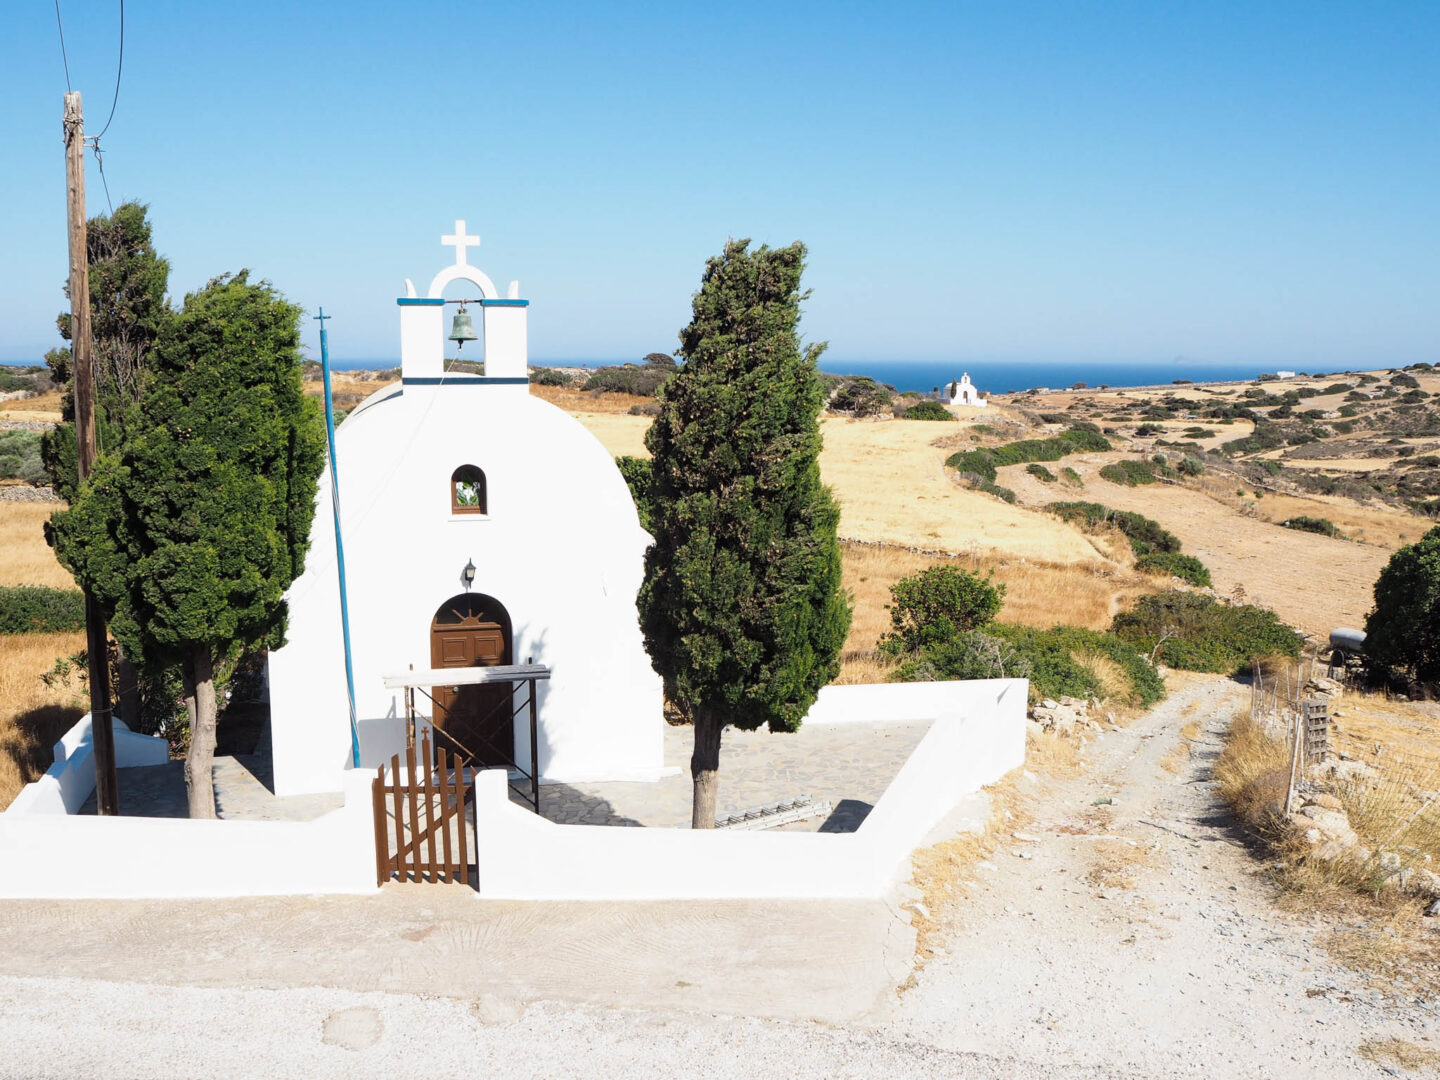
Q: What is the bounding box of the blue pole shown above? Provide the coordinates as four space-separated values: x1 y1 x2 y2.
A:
315 308 361 768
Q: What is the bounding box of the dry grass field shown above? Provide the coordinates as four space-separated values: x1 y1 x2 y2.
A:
568 408 1111 562
0 630 86 809
0 389 64 423
0 502 72 588
0 500 82 809
834 540 1153 683
998 454 1404 637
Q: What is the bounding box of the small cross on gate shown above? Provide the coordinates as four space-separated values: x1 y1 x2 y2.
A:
441 220 480 266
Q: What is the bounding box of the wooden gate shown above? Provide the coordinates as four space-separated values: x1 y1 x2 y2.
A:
372 733 471 886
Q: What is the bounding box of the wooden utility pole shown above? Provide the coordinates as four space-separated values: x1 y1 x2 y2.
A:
64 90 119 816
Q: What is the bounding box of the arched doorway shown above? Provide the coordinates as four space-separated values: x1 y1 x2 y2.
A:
429 593 513 767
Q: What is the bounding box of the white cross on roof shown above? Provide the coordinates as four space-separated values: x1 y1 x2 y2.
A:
441 220 480 266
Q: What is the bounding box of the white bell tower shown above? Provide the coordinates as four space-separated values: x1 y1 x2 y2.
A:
397 219 530 384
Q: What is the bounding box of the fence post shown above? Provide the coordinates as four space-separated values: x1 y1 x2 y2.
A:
372 766 388 887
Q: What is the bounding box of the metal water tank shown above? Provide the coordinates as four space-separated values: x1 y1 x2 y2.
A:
1329 627 1367 655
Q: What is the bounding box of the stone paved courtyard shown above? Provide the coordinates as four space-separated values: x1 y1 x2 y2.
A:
81 726 343 821
532 718 932 831
83 717 932 833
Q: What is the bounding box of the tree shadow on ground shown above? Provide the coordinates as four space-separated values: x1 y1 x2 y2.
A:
524 781 645 827
0 703 83 790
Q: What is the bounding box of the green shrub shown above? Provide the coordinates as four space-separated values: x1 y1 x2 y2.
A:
1026 463 1056 482
1061 466 1083 487
0 430 46 484
615 455 654 531
899 399 955 421
530 367 573 387
1111 591 1302 673
1046 501 1180 555
829 376 894 416
972 478 1018 503
0 585 85 634
878 565 1004 655
1281 515 1344 539
1135 552 1213 587
994 624 1165 706
891 629 1033 683
947 450 998 482
944 427 1111 481
0 369 38 393
1177 455 1205 477
1099 459 1158 486
583 363 672 396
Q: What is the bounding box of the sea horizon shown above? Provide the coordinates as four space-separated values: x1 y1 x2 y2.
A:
1 355 1386 394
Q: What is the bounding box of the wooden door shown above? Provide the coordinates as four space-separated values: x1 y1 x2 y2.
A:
429 594 512 767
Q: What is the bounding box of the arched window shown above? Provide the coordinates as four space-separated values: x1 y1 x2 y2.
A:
451 465 487 515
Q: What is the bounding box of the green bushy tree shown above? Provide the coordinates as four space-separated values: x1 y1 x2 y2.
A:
42 201 171 499
1365 526 1440 683
879 565 1004 655
51 272 326 817
639 239 851 829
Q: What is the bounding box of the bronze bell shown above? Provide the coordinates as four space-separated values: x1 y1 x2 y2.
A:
448 303 479 348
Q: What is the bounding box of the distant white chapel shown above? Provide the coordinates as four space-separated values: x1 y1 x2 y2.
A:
939 373 987 408
266 222 664 796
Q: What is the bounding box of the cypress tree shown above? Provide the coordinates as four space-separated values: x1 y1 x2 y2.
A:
51 272 327 817
639 239 851 829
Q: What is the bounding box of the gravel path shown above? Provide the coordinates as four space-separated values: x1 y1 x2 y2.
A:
889 675 1439 1077
3 676 1435 1078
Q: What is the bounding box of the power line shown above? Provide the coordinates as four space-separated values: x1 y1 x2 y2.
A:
92 142 114 214
53 0 72 91
95 0 124 140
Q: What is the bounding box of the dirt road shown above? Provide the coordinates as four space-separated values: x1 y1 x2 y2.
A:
890 675 1438 1077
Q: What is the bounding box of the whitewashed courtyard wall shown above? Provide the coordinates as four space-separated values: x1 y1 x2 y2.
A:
472 678 1027 900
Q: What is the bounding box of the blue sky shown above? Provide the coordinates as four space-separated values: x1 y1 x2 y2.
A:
1 1 1436 368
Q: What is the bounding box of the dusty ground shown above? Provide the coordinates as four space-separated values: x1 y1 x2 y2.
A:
999 456 1397 637
890 675 1440 1077
4 677 1435 1078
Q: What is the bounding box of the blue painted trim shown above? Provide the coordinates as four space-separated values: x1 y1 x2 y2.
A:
315 308 362 770
402 376 531 386
479 298 529 307
396 297 445 306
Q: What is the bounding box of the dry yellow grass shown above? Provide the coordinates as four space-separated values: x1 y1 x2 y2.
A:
1002 454 1395 636
0 502 73 589
833 539 1154 683
1193 474 1427 553
904 776 1028 974
1214 712 1291 835
1083 838 1157 889
1357 1036 1440 1072
0 630 87 809
566 409 1114 562
1025 728 1081 776
0 390 64 423
530 384 657 417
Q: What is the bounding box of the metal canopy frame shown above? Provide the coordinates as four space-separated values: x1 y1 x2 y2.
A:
382 662 551 813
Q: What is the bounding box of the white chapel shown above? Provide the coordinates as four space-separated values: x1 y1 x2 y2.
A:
940 373 987 408
266 222 664 796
